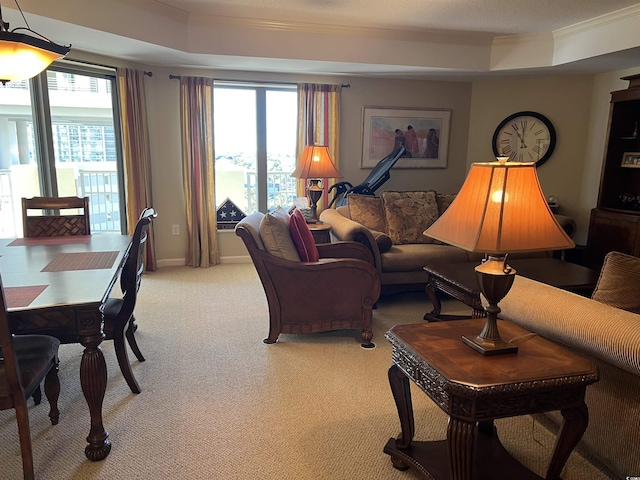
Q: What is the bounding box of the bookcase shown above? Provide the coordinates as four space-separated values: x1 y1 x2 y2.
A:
587 74 640 269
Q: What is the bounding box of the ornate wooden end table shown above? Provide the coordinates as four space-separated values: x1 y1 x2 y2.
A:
384 319 598 480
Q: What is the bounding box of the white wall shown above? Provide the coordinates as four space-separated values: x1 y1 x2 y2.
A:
468 67 640 245
138 66 474 265
65 50 640 263
468 75 594 243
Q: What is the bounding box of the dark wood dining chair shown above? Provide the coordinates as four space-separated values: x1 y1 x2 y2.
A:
0 275 61 480
102 207 157 394
22 196 91 237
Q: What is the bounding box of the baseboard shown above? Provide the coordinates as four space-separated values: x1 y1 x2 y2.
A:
157 258 186 268
156 256 251 268
221 255 251 264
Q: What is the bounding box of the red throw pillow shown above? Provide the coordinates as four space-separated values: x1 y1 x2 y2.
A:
289 209 320 262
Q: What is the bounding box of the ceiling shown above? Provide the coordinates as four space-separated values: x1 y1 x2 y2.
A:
5 0 640 79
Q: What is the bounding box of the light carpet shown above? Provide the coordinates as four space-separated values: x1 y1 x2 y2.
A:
0 264 614 479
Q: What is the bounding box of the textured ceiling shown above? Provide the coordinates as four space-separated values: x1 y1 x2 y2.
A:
155 0 640 35
5 0 640 78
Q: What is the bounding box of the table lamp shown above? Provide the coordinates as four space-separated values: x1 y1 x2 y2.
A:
291 145 343 223
424 158 574 355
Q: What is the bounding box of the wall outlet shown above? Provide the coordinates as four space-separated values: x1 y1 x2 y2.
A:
172 224 180 236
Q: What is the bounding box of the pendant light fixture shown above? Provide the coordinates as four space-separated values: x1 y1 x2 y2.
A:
0 0 70 84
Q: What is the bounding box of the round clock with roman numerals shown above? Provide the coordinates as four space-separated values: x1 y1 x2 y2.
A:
492 111 556 167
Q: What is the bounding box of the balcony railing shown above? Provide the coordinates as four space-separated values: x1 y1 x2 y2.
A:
77 170 121 233
244 171 298 213
0 169 121 237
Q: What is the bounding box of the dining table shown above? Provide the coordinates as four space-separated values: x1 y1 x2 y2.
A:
0 234 132 461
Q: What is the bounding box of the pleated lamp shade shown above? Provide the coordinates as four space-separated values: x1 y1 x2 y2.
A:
424 161 574 254
291 145 343 180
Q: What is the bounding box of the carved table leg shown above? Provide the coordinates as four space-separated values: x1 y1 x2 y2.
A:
78 308 111 461
387 364 415 470
545 403 589 480
424 282 441 321
447 417 475 480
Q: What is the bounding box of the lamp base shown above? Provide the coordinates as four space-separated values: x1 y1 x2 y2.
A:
307 179 323 223
463 255 519 356
462 334 518 356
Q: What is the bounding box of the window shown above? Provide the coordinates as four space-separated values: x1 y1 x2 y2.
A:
213 83 297 216
0 63 125 237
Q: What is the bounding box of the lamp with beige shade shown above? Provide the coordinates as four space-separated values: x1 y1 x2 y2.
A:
291 145 343 223
424 158 575 355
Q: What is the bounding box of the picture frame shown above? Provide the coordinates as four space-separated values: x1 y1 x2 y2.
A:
361 107 451 168
621 152 640 168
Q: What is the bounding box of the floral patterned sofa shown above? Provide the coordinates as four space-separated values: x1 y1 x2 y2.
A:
319 191 577 295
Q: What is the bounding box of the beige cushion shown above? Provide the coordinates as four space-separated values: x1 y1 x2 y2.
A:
592 251 640 314
381 191 440 245
347 194 387 233
259 207 301 262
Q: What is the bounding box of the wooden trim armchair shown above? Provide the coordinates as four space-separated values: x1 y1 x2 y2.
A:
235 212 381 346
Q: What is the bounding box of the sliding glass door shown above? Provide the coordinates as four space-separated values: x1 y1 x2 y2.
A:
0 64 125 237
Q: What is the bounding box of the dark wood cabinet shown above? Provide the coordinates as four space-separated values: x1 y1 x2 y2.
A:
587 74 640 269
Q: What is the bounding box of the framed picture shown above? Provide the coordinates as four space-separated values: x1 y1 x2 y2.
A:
621 152 640 168
361 107 451 168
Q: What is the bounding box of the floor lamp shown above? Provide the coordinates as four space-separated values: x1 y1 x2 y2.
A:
424 158 575 355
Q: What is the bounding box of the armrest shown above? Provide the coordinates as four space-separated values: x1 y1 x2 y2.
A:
262 253 381 303
316 241 374 265
319 209 382 272
500 275 640 376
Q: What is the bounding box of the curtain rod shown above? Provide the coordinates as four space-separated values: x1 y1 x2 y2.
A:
59 58 153 77
168 74 349 88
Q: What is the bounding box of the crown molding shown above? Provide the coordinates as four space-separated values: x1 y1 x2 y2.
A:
189 13 494 45
554 3 640 39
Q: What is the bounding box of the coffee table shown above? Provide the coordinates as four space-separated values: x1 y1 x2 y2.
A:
424 258 599 321
383 319 598 480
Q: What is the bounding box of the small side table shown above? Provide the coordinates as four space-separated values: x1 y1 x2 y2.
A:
384 319 598 480
307 222 331 244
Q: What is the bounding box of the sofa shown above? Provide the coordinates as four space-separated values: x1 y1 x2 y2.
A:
499 251 640 479
319 191 577 295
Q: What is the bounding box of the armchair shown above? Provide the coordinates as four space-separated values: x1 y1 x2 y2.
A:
235 212 381 347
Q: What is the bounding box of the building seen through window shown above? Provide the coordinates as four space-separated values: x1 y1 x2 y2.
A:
0 67 125 237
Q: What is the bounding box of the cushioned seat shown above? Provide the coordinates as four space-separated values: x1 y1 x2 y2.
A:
1 276 61 480
320 191 570 295
381 243 469 272
235 208 381 346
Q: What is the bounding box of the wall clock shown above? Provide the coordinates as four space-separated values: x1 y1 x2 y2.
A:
492 111 556 167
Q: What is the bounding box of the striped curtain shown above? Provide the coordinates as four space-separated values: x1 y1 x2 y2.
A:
117 67 157 271
296 83 342 211
179 77 219 268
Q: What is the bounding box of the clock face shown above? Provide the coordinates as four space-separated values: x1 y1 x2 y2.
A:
492 111 556 167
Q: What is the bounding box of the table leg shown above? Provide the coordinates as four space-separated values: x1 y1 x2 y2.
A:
545 403 588 480
447 418 475 480
387 364 415 470
78 308 111 461
424 282 441 321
